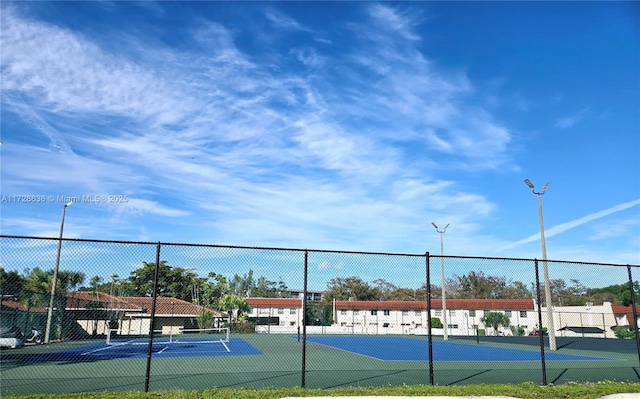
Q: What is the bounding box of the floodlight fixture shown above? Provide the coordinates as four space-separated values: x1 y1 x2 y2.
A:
524 179 534 189
524 179 551 195
541 181 550 193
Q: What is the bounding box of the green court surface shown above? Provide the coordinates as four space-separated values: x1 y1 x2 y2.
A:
1 334 638 396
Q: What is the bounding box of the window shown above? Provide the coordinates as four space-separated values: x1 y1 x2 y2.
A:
505 310 512 317
520 311 527 318
278 308 284 314
447 324 459 329
371 310 378 316
260 308 269 315
354 310 360 315
435 309 442 317
290 308 296 314
383 323 390 328
289 321 295 326
402 310 409 316
469 310 476 317
415 310 422 316
449 310 456 316
341 310 347 315
383 310 390 316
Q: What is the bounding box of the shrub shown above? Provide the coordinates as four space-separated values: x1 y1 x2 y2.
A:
612 326 636 339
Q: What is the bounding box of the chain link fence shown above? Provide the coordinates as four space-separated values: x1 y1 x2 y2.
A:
1 235 639 395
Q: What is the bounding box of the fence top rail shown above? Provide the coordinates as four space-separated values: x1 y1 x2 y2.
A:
0 234 422 257
1 234 638 268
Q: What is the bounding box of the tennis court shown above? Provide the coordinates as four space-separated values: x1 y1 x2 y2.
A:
302 335 620 362
1 334 637 396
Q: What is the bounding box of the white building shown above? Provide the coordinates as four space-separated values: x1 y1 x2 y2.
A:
333 298 536 336
247 297 538 336
244 297 640 337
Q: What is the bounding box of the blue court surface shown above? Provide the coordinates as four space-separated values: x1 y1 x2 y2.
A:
302 335 619 362
27 337 261 362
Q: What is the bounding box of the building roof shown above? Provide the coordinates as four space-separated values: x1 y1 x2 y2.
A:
0 298 47 313
247 297 303 308
243 297 534 311
65 291 227 317
335 299 535 311
612 305 640 326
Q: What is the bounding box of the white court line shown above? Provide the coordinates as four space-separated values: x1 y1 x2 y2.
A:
81 340 135 355
221 340 230 352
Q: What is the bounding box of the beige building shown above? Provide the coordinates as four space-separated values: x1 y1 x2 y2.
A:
65 292 227 337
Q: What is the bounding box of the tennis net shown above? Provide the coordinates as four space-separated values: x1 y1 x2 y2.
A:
106 327 230 346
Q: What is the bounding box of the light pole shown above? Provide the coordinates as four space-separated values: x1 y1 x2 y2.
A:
524 179 556 351
432 222 450 340
44 201 73 344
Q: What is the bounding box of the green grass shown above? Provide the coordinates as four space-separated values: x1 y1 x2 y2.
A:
3 382 640 399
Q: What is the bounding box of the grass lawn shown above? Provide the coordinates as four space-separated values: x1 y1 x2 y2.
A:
2 382 640 399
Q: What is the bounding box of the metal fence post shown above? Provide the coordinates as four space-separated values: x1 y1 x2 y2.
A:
425 251 434 386
301 250 308 388
534 259 547 385
144 242 161 392
627 265 640 365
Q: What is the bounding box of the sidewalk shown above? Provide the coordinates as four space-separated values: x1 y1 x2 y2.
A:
281 394 640 399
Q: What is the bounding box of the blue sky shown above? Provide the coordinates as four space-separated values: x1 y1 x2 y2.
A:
1 2 639 288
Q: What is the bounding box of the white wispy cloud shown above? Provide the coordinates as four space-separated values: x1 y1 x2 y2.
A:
1 3 518 254
555 107 590 129
366 4 421 41
500 199 640 251
265 8 311 32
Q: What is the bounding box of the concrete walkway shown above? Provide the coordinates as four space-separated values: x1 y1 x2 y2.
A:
281 394 640 399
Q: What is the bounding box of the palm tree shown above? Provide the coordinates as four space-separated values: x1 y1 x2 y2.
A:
22 268 52 333
218 294 250 325
55 271 85 340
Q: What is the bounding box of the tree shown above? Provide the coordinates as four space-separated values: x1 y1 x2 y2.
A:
0 269 25 298
253 276 290 298
589 281 640 306
322 276 381 305
124 261 197 301
228 270 254 297
196 311 214 330
20 268 85 341
199 272 228 307
451 271 532 300
218 294 250 324
373 279 397 300
481 312 510 336
89 276 103 296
